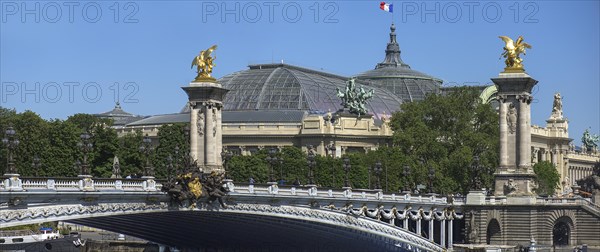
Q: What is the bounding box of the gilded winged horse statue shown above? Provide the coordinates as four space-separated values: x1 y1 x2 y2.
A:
499 36 531 72
191 45 218 82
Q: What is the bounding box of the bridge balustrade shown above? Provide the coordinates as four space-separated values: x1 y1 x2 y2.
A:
2 177 160 192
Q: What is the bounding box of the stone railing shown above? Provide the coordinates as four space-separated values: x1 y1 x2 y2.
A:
535 197 600 213
1 176 161 192
476 195 600 213
225 182 455 206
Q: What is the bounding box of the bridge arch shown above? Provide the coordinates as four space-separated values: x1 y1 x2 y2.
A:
552 216 574 246
547 209 577 246
67 204 445 251
486 218 501 245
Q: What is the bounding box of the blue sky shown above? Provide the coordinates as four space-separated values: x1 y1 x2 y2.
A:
1 1 599 144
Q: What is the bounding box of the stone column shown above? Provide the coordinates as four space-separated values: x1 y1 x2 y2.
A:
448 218 453 249
189 102 199 162
440 220 446 248
491 73 538 197
498 95 509 168
518 94 532 169
416 218 422 238
182 81 229 173
428 218 434 242
204 105 216 167
403 218 409 230
216 104 223 167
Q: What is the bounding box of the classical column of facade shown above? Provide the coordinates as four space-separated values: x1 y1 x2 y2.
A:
498 95 509 168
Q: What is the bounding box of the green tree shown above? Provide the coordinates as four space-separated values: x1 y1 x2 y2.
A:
90 124 119 177
533 161 560 196
154 123 189 179
45 120 80 177
12 111 51 177
390 87 499 194
117 131 144 177
67 113 119 178
0 107 17 175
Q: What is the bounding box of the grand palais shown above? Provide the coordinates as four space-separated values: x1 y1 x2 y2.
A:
95 24 599 193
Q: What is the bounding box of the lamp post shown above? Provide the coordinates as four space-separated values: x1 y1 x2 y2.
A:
166 155 174 182
327 143 336 158
374 161 383 190
265 148 282 183
32 155 41 177
368 165 372 189
221 148 233 179
402 164 411 193
384 161 388 191
77 132 93 176
2 126 20 175
74 160 81 175
343 157 351 188
471 155 482 190
306 145 316 185
174 145 181 174
428 165 436 194
139 135 154 177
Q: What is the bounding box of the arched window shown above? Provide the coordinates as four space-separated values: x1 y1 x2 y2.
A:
486 219 501 245
553 220 571 246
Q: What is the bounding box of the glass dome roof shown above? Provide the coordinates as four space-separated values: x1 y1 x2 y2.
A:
356 23 442 102
218 63 403 119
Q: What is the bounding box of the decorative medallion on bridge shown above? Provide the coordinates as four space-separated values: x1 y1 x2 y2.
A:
162 165 229 209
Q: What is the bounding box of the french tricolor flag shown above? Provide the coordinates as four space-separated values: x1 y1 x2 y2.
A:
380 2 393 13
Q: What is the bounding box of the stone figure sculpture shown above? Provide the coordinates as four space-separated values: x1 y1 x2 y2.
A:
552 93 563 118
111 156 121 178
504 179 519 195
507 103 517 133
467 210 479 243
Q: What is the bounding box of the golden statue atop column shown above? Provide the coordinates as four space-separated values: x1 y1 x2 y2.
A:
499 36 532 73
191 45 218 82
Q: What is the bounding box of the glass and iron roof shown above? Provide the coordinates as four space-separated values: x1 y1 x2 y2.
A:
219 63 403 120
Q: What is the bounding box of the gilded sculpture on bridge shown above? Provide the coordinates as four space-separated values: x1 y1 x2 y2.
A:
161 157 229 208
191 45 218 82
499 36 532 72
